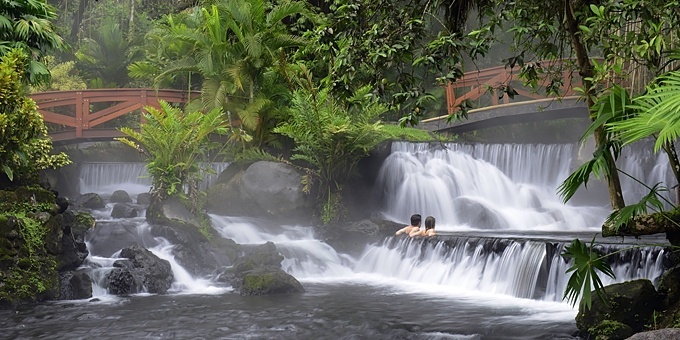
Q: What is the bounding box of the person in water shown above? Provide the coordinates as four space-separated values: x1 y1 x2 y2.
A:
395 214 421 235
410 216 436 237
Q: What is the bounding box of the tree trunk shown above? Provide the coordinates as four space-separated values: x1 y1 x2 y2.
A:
602 209 680 238
662 141 680 205
69 0 88 42
564 0 625 210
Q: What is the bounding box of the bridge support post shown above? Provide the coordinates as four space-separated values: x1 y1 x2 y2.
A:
75 91 83 138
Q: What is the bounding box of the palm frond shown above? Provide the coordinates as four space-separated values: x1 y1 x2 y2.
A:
562 237 616 309
605 183 667 231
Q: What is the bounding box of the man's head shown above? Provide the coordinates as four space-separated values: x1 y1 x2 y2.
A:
425 216 435 230
410 214 422 227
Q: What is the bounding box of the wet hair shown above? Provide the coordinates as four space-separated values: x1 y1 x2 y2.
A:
424 216 435 230
410 214 422 227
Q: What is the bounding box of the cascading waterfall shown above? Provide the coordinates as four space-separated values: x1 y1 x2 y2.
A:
78 141 672 305
354 237 666 302
84 222 228 296
375 142 610 231
210 215 355 278
79 162 230 196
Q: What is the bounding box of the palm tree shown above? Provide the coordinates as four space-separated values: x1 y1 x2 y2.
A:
0 0 65 84
129 0 310 145
75 16 140 88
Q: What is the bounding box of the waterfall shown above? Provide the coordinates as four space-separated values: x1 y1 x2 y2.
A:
376 142 610 231
85 222 228 297
79 162 230 196
354 237 666 302
210 215 355 278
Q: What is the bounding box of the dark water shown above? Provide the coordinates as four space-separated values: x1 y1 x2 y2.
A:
0 283 577 339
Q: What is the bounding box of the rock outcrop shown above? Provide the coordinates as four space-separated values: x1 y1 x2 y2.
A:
206 161 313 223
105 245 174 295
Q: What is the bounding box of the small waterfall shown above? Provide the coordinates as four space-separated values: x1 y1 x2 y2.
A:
355 236 666 302
85 222 227 296
618 146 676 207
210 215 355 278
79 162 230 196
376 142 609 231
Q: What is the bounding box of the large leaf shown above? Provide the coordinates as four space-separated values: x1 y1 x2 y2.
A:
562 237 616 309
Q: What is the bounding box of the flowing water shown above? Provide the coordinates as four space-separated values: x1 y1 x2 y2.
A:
0 142 674 339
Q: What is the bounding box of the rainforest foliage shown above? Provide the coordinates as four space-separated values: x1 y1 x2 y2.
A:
7 0 680 312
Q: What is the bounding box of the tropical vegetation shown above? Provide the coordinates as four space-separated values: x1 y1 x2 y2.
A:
9 0 680 323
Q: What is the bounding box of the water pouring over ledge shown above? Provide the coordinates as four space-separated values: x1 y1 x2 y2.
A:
2 142 671 339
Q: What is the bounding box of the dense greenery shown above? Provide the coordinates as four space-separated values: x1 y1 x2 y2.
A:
0 49 70 185
274 70 386 222
116 100 228 210
11 0 680 323
1 0 65 84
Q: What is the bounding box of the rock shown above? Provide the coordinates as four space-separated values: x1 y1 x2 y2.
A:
146 196 201 227
453 197 509 229
119 246 173 294
110 190 132 203
588 320 633 340
137 193 151 205
73 193 106 209
576 279 662 335
150 223 240 277
221 241 304 296
105 246 173 295
239 268 304 296
105 268 137 295
627 328 680 339
58 270 92 300
111 203 139 218
86 219 151 257
659 266 680 307
319 219 399 255
56 211 90 271
206 161 313 223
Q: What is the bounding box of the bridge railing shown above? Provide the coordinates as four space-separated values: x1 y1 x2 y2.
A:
31 89 200 142
445 59 586 115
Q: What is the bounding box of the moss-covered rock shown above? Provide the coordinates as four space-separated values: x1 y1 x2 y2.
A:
0 187 92 305
576 279 661 336
240 268 304 296
589 320 634 340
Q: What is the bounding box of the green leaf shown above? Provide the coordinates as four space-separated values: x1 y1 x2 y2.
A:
562 237 616 309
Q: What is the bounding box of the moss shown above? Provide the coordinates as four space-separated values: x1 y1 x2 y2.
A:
243 272 276 292
0 211 59 304
589 320 633 340
73 212 95 235
379 124 436 142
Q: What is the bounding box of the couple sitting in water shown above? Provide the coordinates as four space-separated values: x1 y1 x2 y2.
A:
395 214 436 237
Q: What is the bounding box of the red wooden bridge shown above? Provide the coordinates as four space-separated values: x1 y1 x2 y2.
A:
32 60 591 143
31 88 200 143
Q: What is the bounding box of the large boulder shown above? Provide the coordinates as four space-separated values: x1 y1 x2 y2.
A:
58 270 92 300
627 328 680 340
85 219 152 257
150 223 240 277
110 190 132 203
45 210 91 271
220 242 304 296
144 196 242 276
318 218 401 255
453 197 509 229
72 193 106 210
104 246 174 295
576 279 662 337
206 161 313 222
111 203 138 218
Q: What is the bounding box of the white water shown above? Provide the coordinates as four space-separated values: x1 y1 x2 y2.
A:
376 142 611 231
85 222 228 297
78 141 670 310
79 162 229 197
